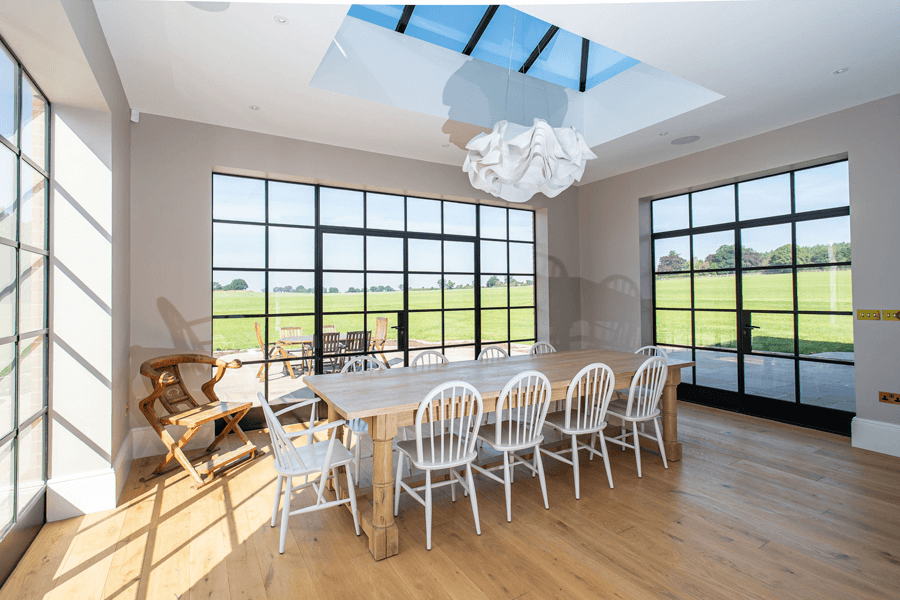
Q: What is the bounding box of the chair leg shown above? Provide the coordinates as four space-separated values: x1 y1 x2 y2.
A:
502 451 512 522
450 468 457 502
534 443 549 510
589 433 596 461
425 470 433 550
466 463 481 536
654 417 668 469
598 433 614 489
346 468 361 536
279 476 292 554
571 435 581 500
354 434 361 487
271 474 283 527
621 423 626 451
633 421 642 478
394 453 404 517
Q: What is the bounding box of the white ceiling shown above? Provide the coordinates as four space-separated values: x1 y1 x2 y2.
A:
93 1 900 185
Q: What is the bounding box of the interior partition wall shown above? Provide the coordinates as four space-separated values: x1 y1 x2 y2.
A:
651 160 853 434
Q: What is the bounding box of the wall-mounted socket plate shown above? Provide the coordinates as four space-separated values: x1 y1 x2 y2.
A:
858 310 881 320
883 310 900 321
879 391 900 404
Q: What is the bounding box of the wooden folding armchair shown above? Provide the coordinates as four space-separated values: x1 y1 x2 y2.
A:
370 316 389 364
139 354 259 488
255 321 296 381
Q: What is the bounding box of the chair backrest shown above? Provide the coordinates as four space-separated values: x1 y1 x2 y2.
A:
340 355 387 374
280 326 302 338
322 325 336 333
411 350 449 367
624 356 668 418
258 392 308 472
635 345 669 360
562 362 616 432
490 371 552 446
346 330 369 353
529 342 556 355
413 381 483 467
254 322 267 351
322 331 341 354
477 345 509 360
373 317 388 342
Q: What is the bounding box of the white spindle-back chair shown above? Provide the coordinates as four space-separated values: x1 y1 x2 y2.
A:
477 345 509 360
540 363 616 499
636 345 669 359
393 381 484 550
472 371 552 522
411 350 449 367
258 392 360 554
529 341 557 355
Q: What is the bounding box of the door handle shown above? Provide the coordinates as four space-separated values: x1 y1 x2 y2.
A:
742 325 760 330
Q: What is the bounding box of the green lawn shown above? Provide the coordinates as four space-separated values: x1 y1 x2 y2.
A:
655 269 853 354
212 285 536 352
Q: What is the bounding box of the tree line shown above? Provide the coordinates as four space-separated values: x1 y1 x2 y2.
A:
657 242 851 272
214 276 535 293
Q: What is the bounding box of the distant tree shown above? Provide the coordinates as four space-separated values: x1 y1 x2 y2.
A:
282 285 293 293
437 278 446 289
295 285 307 293
273 286 283 293
384 286 395 292
328 287 339 294
346 287 359 293
740 247 763 267
399 284 404 291
657 251 687 272
226 278 248 291
486 275 502 288
768 244 793 265
447 281 456 290
705 244 735 270
377 285 386 292
369 285 378 293
212 281 223 291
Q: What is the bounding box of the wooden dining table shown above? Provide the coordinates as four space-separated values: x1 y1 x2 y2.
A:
304 348 693 561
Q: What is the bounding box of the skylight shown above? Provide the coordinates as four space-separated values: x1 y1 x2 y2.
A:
346 4 639 93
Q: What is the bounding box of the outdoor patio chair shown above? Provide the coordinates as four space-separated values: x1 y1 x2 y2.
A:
370 317 389 363
255 321 296 381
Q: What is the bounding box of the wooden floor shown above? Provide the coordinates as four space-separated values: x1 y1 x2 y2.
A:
3 403 900 600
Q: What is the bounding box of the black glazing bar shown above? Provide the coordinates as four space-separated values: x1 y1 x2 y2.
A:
396 6 415 34
519 25 559 74
579 37 589 92
463 6 499 56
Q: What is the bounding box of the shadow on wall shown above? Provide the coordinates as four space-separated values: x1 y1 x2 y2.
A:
546 256 583 351
579 274 641 351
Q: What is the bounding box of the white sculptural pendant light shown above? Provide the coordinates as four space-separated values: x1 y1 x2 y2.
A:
462 118 597 203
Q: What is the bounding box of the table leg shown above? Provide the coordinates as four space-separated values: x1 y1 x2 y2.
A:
661 375 682 461
368 414 400 559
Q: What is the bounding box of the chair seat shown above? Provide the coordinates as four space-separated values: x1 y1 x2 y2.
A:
606 399 659 422
477 421 544 451
159 400 251 427
275 438 355 476
394 436 476 469
543 410 607 435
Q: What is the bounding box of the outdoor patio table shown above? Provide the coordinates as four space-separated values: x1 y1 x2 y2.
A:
304 348 694 561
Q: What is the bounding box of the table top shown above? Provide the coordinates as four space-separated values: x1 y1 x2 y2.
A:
305 348 694 420
280 334 348 344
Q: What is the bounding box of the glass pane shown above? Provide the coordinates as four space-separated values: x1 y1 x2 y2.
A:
19 251 45 333
738 174 790 221
269 181 314 226
800 361 855 412
367 193 404 231
323 273 364 312
481 240 507 273
444 345 476 363
213 317 264 358
651 195 688 233
0 439 11 532
444 241 474 273
509 210 534 241
444 274 474 309
0 343 11 436
408 274 441 310
585 40 639 90
694 230 734 270
796 216 850 265
480 205 507 239
750 312 794 354
213 223 264 268
797 266 851 312
469 6 551 76
346 5 404 30
21 76 47 170
407 197 442 234
212 175 264 223
366 273 403 311
659 345 693 384
481 309 508 343
18 415 45 514
695 350 737 392
695 311 736 349
408 238 441 272
268 272 314 314
655 273 690 309
799 315 853 357
481 275 508 308
795 162 849 213
444 202 476 236
654 310 691 346
0 146 15 241
0 46 15 145
511 341 534 357
654 236 690 273
409 311 442 348
531 28 581 90
510 308 535 340
741 223 792 267
322 314 364 344
268 315 315 344
20 162 47 249
269 226 314 270
694 272 735 310
367 236 403 271
444 310 474 346
323 233 363 271
744 355 795 402
742 269 793 311
0 245 14 337
320 188 363 228
509 242 533 274
691 186 735 228
213 270 265 315
19 335 45 423
510 277 534 307
404 4 488 52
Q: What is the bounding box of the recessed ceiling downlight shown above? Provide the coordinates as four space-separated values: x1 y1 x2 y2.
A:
249 105 260 110
671 135 700 145
833 67 849 75
274 15 289 24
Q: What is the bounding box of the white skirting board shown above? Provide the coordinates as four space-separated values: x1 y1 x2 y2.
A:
851 417 900 458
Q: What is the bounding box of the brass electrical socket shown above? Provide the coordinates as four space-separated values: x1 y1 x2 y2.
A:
883 310 900 321
858 310 881 320
879 392 900 404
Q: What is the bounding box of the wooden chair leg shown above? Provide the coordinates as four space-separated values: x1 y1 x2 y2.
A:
153 426 205 485
206 408 251 452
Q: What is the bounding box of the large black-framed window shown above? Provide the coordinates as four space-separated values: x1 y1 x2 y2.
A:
211 174 537 400
0 35 50 556
651 160 853 433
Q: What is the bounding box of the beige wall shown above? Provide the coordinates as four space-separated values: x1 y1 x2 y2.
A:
577 94 900 434
128 114 582 428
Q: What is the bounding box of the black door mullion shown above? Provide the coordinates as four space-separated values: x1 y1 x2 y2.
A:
734 184 745 396
791 172 802 404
